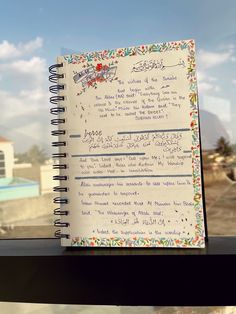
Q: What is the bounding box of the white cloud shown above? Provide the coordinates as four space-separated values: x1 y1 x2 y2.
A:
19 88 49 102
21 37 43 54
10 56 47 74
233 79 236 85
214 85 220 92
198 81 220 93
197 45 236 96
208 76 218 82
0 37 51 152
0 56 47 88
197 70 220 94
198 47 234 69
1 88 48 120
0 37 46 89
0 37 43 60
198 81 213 93
196 70 205 82
197 71 217 82
0 43 47 106
0 87 51 152
0 41 18 59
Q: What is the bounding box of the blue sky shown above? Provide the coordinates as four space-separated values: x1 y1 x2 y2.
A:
1 0 236 58
0 0 236 152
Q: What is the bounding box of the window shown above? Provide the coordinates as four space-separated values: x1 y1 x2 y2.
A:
0 151 6 177
0 0 236 239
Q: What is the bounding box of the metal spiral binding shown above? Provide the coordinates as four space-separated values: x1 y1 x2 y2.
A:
49 63 70 240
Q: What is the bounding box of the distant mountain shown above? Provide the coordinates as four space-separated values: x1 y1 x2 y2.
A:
199 109 230 150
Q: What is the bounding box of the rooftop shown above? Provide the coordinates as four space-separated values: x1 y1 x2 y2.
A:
0 136 11 143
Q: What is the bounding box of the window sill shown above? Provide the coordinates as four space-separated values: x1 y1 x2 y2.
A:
0 236 235 305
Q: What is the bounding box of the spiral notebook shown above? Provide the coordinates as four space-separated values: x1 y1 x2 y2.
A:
49 39 207 248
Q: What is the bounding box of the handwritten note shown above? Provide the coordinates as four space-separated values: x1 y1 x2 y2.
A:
58 40 205 247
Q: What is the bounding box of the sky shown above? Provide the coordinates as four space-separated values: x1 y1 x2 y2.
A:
0 0 236 152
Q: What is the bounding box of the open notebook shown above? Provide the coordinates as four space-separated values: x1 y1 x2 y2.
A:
49 39 207 248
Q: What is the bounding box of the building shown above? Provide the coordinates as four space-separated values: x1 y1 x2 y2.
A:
0 136 14 178
0 136 39 202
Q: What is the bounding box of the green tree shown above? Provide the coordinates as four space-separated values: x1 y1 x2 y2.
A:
15 145 48 165
215 136 233 156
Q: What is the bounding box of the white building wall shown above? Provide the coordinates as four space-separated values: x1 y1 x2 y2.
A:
40 162 59 194
0 142 14 178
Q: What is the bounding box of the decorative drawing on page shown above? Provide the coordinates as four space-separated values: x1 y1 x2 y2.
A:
72 61 118 95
